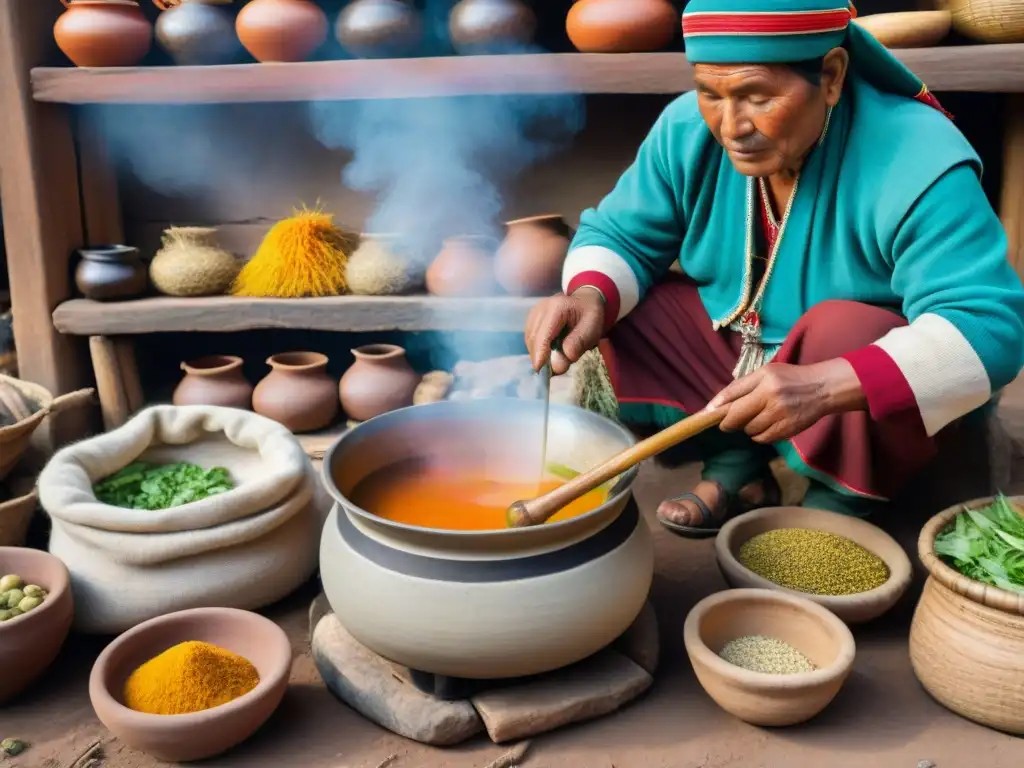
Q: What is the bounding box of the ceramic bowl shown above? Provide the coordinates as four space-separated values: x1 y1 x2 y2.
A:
683 588 856 726
716 506 913 624
89 607 292 763
0 547 74 704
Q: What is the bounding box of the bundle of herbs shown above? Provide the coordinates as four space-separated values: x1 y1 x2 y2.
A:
934 494 1024 594
93 461 233 510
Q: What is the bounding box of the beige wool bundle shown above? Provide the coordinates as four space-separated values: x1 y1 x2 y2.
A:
150 226 241 297
345 235 422 296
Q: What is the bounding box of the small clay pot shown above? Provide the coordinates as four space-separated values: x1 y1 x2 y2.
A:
150 226 239 296
235 0 327 62
566 0 677 53
74 245 148 301
253 352 338 433
339 344 420 422
449 0 536 54
173 354 253 409
494 215 573 296
336 0 423 59
154 0 240 66
425 236 499 298
54 0 153 68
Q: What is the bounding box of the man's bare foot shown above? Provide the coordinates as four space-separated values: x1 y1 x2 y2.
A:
656 477 778 529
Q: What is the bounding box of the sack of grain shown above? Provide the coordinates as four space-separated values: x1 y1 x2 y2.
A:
39 405 329 634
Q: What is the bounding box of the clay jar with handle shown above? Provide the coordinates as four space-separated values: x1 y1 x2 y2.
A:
425 236 499 298
339 344 420 422
74 245 148 301
235 0 328 62
253 352 338 433
336 0 423 59
494 215 573 296
154 0 240 65
566 0 677 53
173 354 254 409
55 0 153 68
449 0 536 54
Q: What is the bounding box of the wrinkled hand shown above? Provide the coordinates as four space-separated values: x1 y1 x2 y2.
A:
707 360 866 443
525 287 606 375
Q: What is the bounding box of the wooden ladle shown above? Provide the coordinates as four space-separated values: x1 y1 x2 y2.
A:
506 408 727 528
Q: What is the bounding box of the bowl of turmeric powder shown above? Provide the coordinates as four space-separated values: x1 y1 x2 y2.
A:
88 607 292 763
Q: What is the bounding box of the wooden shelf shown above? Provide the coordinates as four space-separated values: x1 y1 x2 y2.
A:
52 295 538 335
31 46 1024 104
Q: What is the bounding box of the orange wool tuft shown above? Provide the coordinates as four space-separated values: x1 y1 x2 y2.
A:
232 208 355 298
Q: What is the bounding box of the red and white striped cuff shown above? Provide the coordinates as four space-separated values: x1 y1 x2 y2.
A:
561 246 641 331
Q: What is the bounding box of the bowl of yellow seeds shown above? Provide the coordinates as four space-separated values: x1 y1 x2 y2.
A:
684 588 856 726
716 506 913 624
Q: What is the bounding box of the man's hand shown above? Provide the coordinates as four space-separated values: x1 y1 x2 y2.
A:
525 287 606 374
707 359 867 443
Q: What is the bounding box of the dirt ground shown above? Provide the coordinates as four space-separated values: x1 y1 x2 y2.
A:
5 382 1024 768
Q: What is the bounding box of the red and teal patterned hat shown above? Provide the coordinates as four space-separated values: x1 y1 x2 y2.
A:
681 0 951 118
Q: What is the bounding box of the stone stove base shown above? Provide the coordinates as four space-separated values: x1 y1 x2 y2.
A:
308 593 660 746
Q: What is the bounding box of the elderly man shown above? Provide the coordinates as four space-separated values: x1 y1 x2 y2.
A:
525 0 1024 534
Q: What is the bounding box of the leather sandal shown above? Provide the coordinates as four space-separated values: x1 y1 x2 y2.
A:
656 475 781 539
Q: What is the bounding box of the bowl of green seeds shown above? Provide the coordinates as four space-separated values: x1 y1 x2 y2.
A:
716 506 913 624
683 588 856 726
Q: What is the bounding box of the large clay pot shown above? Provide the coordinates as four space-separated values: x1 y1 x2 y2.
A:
154 0 240 65
253 352 339 433
319 398 652 678
150 226 240 296
449 0 536 54
425 236 498 298
173 354 253 409
336 0 423 59
54 0 153 68
235 0 328 62
338 344 420 422
494 215 573 297
909 496 1024 734
566 0 677 53
74 245 148 301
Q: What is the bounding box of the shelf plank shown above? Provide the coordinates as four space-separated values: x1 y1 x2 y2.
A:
52 295 539 335
31 46 1024 105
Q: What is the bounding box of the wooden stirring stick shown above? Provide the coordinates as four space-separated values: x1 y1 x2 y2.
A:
506 408 727 528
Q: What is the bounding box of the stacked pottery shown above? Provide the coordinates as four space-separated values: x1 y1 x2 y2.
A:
154 0 241 65
336 0 423 59
149 226 240 296
173 355 253 409
235 0 328 62
74 245 148 301
54 0 153 68
494 215 573 296
253 352 338 433
425 236 498 297
566 0 677 53
338 344 420 422
449 0 536 54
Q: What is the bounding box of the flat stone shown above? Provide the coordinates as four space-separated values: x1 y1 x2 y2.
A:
470 650 653 744
311 614 485 746
612 601 660 675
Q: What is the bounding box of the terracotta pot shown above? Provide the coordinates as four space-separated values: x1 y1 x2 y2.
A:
449 0 536 54
425 236 499 298
54 0 153 68
494 215 573 296
235 0 327 62
253 352 338 433
74 245 148 301
909 496 1024 734
336 0 422 59
154 0 240 65
150 226 240 296
338 344 419 422
566 0 677 53
173 354 253 409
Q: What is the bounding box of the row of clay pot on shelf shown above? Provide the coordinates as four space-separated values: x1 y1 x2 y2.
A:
54 0 686 68
172 344 421 433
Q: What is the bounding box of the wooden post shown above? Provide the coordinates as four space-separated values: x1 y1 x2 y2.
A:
114 337 145 414
0 3 94 446
1002 94 1024 282
89 336 131 431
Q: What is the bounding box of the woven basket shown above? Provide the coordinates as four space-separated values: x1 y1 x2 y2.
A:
0 485 38 547
0 375 94 480
943 0 1024 43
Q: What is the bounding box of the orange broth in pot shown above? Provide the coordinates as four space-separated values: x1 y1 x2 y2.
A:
350 458 608 531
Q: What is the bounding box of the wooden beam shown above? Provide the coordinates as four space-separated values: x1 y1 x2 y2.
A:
76 112 125 246
29 45 1024 105
89 335 130 431
1002 94 1024 282
0 2 94 446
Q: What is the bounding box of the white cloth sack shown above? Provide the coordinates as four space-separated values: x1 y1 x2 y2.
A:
39 405 329 634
